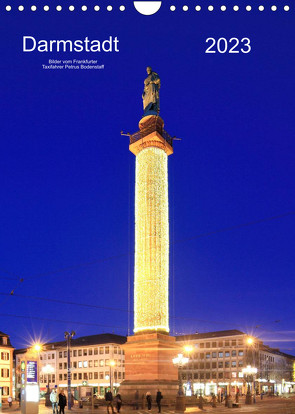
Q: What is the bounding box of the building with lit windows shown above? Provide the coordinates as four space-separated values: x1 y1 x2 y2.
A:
15 333 126 398
176 330 295 396
0 331 14 400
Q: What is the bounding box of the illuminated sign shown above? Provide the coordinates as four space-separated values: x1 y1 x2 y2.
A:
26 385 39 402
27 361 38 383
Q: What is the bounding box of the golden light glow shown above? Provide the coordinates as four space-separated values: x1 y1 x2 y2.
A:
32 343 42 352
110 360 116 367
247 337 254 345
184 345 194 354
134 147 169 334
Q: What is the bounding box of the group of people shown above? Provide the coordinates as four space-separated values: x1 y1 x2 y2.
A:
50 389 67 414
105 389 163 414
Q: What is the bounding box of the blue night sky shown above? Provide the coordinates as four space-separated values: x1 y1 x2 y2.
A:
0 1 295 353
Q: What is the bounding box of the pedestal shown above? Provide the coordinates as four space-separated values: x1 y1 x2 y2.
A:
119 333 180 404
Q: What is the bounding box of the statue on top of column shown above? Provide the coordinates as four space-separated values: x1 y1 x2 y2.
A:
142 67 160 116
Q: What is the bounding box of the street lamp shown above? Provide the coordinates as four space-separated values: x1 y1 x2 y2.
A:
183 346 194 396
109 360 116 394
242 365 257 404
42 364 54 406
64 331 75 410
173 353 189 413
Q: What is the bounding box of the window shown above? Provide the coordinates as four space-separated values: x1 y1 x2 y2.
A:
74 373 77 380
40 355 43 360
118 360 121 367
94 372 98 379
89 349 93 356
200 362 204 369
52 375 55 382
200 343 204 349
232 340 236 346
218 362 223 368
83 349 87 356
238 350 243 356
200 353 204 359
73 362 77 368
78 362 82 368
83 373 87 380
225 352 230 357
64 363 67 369
59 363 62 369
83 361 88 368
212 342 217 348
73 350 77 357
238 361 243 367
212 352 217 358
64 351 67 358
105 347 109 354
105 359 110 366
94 360 98 367
232 361 237 367
225 341 229 347
206 353 210 359
224 372 230 379
194 373 198 379
52 354 55 359
59 352 62 358
1 352 9 360
212 362 217 369
64 374 67 380
218 372 223 379
59 374 62 381
200 373 204 379
218 341 223 347
232 372 237 378
206 342 210 348
218 352 223 358
89 373 93 379
205 362 210 369
1 369 9 378
78 373 82 380
118 372 122 379
118 348 121 355
78 350 82 356
99 360 104 367
114 347 117 354
94 348 98 355
48 354 51 360
2 337 7 345
225 361 230 368
194 363 198 369
232 351 236 357
89 361 92 368
99 347 104 354
206 373 210 379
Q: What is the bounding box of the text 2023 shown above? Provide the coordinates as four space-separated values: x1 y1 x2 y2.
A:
205 38 251 54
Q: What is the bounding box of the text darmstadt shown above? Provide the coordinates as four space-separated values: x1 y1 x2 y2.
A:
23 36 119 52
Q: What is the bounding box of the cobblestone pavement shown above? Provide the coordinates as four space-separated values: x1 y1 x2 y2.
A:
1 398 295 414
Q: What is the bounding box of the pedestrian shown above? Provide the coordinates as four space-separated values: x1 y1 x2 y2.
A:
260 392 263 400
115 393 122 413
8 396 12 407
58 389 67 414
105 390 115 414
211 394 217 408
220 392 223 402
50 389 59 414
146 392 152 411
253 392 256 404
235 392 239 403
134 390 139 410
18 391 21 407
156 390 163 413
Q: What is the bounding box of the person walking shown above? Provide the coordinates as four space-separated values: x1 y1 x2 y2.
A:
8 396 12 407
115 393 122 413
146 392 152 411
156 390 163 413
105 390 115 414
58 390 67 414
50 389 59 414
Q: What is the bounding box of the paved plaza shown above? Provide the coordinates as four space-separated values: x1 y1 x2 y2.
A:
1 397 295 414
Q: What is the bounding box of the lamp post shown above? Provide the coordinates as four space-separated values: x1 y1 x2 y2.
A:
183 346 194 396
109 360 116 394
42 364 54 407
173 353 189 413
242 366 257 404
64 331 75 410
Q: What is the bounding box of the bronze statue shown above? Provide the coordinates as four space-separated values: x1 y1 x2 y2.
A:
142 67 160 115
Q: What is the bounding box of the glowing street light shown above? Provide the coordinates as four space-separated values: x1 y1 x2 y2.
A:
33 344 42 353
183 345 194 396
173 353 189 413
247 337 254 345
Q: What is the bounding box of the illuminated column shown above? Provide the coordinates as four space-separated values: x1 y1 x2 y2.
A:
129 116 173 334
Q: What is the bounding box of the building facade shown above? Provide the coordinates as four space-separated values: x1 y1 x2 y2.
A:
176 330 295 396
0 331 14 400
15 333 126 398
